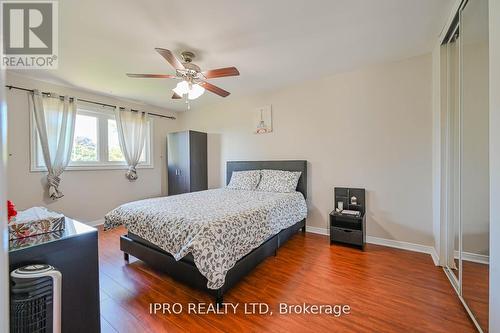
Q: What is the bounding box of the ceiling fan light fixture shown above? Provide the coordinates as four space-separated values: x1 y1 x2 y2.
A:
187 83 205 100
172 80 189 96
172 81 205 100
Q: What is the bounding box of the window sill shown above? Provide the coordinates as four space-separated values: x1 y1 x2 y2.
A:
30 164 154 172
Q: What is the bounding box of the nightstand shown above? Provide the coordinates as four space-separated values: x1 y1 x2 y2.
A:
330 187 366 250
330 211 366 249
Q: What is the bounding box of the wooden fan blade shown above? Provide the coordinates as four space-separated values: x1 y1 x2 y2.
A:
126 73 176 78
172 93 182 99
155 48 185 70
202 67 240 79
199 81 230 97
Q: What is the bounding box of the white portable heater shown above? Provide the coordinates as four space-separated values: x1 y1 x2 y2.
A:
10 265 62 333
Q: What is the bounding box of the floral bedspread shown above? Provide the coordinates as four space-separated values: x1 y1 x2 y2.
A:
104 188 307 289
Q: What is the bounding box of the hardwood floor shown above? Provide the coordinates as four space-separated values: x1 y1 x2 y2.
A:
98 226 476 333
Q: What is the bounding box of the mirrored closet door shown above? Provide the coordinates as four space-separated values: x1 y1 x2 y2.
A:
443 0 489 332
445 29 460 284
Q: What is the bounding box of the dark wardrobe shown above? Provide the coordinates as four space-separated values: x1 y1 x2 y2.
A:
167 130 207 195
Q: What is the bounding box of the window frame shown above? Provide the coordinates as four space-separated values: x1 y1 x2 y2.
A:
30 102 154 172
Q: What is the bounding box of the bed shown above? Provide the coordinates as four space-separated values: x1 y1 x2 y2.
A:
105 160 307 304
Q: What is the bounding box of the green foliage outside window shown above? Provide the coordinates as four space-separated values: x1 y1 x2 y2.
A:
71 136 97 161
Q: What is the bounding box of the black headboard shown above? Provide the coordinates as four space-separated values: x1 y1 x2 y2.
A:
226 160 307 198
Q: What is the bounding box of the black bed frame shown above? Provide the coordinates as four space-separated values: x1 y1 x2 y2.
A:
120 160 307 304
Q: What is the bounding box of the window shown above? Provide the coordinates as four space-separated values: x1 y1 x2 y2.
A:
71 113 98 162
31 104 153 171
106 119 146 163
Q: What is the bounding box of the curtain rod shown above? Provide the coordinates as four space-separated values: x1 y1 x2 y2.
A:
4 85 176 120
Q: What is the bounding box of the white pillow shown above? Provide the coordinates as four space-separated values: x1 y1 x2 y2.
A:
257 169 301 193
227 170 261 190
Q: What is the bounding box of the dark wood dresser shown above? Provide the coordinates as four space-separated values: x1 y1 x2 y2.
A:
9 218 100 333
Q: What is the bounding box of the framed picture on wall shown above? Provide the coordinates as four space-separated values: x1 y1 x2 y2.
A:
254 105 272 134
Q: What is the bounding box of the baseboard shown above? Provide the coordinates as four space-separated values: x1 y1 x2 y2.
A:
306 227 439 265
87 218 105 227
454 250 489 264
367 236 440 266
305 226 329 236
429 247 440 266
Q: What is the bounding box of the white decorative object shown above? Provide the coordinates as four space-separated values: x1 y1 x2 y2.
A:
337 201 344 211
254 105 272 134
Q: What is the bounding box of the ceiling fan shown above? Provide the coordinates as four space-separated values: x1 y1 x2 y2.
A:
126 48 239 107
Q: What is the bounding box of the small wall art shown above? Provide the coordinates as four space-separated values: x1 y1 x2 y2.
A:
254 105 272 134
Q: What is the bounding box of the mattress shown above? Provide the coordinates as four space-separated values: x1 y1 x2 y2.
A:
104 188 307 289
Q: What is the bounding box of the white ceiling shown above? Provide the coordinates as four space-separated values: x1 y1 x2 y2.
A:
12 0 453 112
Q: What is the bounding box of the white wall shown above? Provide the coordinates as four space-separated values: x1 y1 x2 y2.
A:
0 70 10 333
489 0 500 330
179 54 435 246
5 73 181 224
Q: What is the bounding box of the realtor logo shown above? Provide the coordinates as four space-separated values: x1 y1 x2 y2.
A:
1 1 58 68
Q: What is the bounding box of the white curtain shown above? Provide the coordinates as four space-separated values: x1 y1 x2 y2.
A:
32 89 77 199
114 108 148 181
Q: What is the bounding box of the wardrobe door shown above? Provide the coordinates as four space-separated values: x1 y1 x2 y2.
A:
167 133 179 195
188 131 207 192
167 131 189 195
460 0 489 330
176 131 190 194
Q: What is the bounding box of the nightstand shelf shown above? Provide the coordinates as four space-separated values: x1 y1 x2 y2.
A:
330 187 366 250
